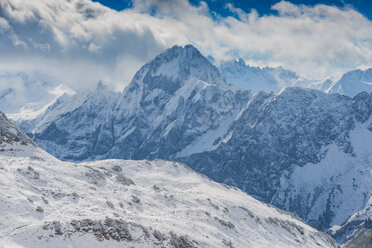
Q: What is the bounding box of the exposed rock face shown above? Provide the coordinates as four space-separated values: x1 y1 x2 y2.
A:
180 89 372 234
0 111 37 149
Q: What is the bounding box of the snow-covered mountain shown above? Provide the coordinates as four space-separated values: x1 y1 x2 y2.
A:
180 88 372 239
327 68 372 97
0 112 338 248
219 58 314 92
17 45 250 161
0 71 75 118
107 45 250 161
13 45 372 245
16 82 121 161
219 59 372 99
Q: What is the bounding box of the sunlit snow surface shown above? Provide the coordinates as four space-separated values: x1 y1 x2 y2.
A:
0 114 337 247
0 151 337 247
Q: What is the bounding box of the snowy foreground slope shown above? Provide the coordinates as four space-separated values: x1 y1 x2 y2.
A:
0 112 338 248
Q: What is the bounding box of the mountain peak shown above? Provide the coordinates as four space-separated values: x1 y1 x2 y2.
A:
96 80 105 90
166 44 200 56
184 43 200 55
219 59 312 91
158 44 208 65
238 58 246 65
328 67 372 97
342 68 372 80
93 80 114 95
128 44 228 93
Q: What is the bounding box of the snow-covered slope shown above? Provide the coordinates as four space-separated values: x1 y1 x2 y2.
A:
327 68 372 97
0 113 337 248
219 58 314 92
0 71 75 117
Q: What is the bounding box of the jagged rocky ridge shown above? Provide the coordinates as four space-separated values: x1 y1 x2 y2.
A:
327 68 372 97
0 111 37 150
13 45 372 245
0 112 337 248
219 58 314 92
218 58 372 98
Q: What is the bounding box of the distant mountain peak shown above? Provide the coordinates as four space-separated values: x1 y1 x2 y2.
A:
344 68 372 78
219 58 313 92
237 58 246 65
96 80 105 90
93 81 115 95
327 67 372 97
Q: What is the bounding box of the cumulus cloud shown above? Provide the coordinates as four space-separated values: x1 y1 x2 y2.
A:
0 0 167 90
0 0 371 90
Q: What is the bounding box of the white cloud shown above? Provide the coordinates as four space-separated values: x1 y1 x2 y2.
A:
0 0 371 90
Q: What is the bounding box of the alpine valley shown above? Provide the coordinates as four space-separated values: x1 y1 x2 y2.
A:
8 45 372 247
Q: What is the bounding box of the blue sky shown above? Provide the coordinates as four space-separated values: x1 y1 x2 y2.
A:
94 0 372 20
